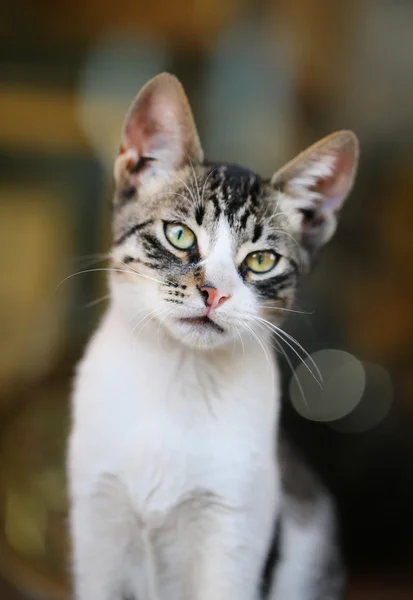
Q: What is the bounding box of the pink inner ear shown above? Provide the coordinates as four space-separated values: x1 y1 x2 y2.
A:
124 93 170 157
312 149 355 212
121 93 186 174
115 73 204 183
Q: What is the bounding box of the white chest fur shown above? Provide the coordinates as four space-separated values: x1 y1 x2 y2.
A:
68 305 282 600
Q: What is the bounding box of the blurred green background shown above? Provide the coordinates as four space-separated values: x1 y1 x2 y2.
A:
1 0 413 598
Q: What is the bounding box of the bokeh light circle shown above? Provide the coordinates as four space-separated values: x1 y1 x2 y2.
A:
329 362 393 433
289 349 366 422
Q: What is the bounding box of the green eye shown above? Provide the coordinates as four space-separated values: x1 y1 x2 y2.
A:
245 250 278 274
165 222 196 250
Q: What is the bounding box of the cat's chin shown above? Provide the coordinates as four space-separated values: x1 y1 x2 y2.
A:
163 316 233 350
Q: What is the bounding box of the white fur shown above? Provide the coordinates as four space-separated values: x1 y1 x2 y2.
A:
69 308 279 600
69 218 282 600
269 495 340 600
68 212 340 600
203 219 240 295
286 153 337 204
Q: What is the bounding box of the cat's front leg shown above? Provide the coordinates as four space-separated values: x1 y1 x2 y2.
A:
70 498 124 600
69 476 140 600
158 481 277 600
193 505 274 600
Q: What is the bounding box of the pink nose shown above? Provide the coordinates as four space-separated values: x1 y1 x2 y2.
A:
199 286 230 310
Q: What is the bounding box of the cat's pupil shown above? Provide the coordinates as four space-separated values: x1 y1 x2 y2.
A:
177 228 183 240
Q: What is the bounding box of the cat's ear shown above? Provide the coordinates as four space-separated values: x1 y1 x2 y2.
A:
114 73 203 196
272 131 359 253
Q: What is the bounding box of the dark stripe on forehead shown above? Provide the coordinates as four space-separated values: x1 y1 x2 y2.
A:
174 204 190 218
226 174 261 218
204 161 258 179
114 220 154 246
252 223 263 243
248 178 260 205
211 196 221 220
203 163 262 220
195 204 205 225
240 211 250 230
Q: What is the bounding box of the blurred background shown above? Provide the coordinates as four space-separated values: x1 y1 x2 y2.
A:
1 0 413 598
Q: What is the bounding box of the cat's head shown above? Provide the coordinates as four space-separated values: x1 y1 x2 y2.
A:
110 73 359 349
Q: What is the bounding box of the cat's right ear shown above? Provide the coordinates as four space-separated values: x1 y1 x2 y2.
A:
114 73 204 199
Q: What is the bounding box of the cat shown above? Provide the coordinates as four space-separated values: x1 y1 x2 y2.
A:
67 73 359 600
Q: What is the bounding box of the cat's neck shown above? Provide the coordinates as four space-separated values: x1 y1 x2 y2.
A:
84 301 281 422
105 298 275 375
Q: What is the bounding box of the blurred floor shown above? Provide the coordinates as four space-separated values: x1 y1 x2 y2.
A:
348 575 413 600
1 574 413 600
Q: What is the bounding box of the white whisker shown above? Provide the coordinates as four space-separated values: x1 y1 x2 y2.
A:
134 308 170 339
272 331 309 409
171 173 197 205
75 253 110 268
258 304 314 315
231 324 236 358
269 228 305 272
56 268 141 290
81 294 110 309
130 308 159 358
130 308 171 360
201 167 219 206
248 315 322 387
252 319 309 410
131 309 160 336
233 321 245 361
186 153 201 206
156 307 174 345
270 322 323 386
109 254 169 286
128 308 154 333
240 321 272 373
144 190 194 205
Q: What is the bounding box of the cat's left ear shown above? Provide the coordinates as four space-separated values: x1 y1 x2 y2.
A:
272 131 359 253
114 73 203 197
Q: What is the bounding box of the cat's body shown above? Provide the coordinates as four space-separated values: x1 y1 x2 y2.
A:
68 74 358 600
70 303 279 600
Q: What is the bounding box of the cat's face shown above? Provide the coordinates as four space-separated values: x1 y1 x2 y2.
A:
110 73 359 350
111 163 302 348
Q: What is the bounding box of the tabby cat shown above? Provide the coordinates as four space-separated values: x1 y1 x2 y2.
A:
68 73 358 600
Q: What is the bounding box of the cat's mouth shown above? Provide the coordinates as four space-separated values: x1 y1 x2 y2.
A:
179 316 225 334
